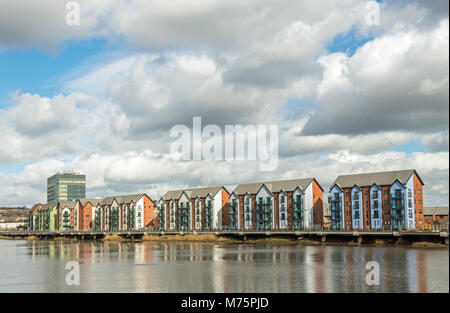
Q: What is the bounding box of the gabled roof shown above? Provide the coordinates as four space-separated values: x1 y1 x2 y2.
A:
234 178 316 195
78 198 102 207
31 203 41 211
329 183 343 192
59 200 77 209
116 194 148 204
100 194 148 205
332 169 423 189
162 186 223 200
99 196 116 205
39 201 58 210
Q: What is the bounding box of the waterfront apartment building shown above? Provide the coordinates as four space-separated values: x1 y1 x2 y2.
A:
33 202 58 231
328 169 425 231
231 178 324 231
94 194 155 232
158 186 230 231
58 201 77 231
47 172 86 202
31 194 155 232
75 199 101 231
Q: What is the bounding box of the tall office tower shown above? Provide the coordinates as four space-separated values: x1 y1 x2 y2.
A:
47 172 86 202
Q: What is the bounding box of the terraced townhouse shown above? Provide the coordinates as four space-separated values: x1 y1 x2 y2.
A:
328 169 425 231
74 199 101 231
33 202 58 231
158 186 230 231
94 194 155 232
27 169 428 233
231 178 324 230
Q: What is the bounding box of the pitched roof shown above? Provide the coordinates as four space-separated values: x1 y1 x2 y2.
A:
31 203 41 211
99 196 116 205
116 194 147 204
234 178 315 195
78 198 102 207
58 200 77 209
332 169 423 189
99 194 148 205
162 186 223 200
424 206 449 216
39 201 58 210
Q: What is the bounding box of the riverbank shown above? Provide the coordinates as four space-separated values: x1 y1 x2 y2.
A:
1 233 447 248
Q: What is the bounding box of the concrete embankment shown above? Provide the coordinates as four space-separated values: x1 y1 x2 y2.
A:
1 231 448 248
142 234 238 243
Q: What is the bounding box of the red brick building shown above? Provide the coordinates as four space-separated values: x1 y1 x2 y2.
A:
424 206 449 231
329 169 425 231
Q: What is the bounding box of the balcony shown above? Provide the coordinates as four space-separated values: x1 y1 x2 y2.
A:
391 212 404 220
328 196 341 202
255 199 272 205
330 204 341 211
391 202 404 209
390 193 404 200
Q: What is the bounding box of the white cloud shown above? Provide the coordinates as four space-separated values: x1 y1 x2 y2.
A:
302 19 449 135
0 0 448 207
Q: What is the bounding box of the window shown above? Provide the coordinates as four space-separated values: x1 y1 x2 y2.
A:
409 210 413 219
374 211 379 219
418 189 421 194
408 199 412 208
408 189 412 198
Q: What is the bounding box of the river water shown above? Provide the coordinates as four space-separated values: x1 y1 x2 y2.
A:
0 240 448 293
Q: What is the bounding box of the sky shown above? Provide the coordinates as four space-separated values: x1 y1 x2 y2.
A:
0 0 448 207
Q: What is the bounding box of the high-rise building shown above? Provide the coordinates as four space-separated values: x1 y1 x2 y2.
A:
47 172 86 202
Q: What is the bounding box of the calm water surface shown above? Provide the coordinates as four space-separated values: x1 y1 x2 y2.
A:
0 240 448 293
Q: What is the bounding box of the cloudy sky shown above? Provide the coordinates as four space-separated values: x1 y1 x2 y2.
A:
0 0 448 207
